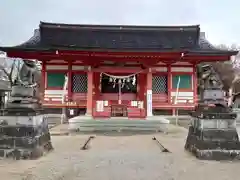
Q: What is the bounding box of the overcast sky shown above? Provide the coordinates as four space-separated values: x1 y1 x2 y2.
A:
0 0 239 46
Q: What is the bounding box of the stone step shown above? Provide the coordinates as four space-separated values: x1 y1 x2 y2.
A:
70 119 168 125
68 116 169 132
74 126 163 132
74 123 164 127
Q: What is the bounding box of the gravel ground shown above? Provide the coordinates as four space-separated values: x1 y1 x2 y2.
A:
0 128 240 180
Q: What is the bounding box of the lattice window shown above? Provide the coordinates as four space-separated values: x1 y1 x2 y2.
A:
152 75 168 93
72 74 87 93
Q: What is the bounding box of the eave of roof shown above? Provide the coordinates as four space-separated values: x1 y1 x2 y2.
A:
40 21 200 32
0 23 200 52
187 35 239 56
0 22 238 57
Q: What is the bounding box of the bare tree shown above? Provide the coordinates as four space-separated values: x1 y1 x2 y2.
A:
205 44 240 92
198 44 240 105
0 56 20 86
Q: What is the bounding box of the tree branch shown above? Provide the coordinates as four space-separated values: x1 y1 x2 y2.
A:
0 59 17 86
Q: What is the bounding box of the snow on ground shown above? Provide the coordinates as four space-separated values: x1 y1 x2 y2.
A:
0 127 240 180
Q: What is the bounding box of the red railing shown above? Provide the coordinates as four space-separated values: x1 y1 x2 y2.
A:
152 93 168 103
72 93 87 107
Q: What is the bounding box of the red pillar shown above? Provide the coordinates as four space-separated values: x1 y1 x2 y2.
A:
167 65 172 104
146 68 153 117
68 60 73 101
138 74 145 100
94 72 100 98
86 67 93 116
41 60 46 102
42 60 46 89
193 64 198 105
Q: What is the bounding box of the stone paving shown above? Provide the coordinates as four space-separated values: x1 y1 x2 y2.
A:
0 125 240 180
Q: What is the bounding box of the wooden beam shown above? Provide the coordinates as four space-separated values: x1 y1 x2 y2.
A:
183 55 231 61
59 50 183 57
7 51 183 62
92 67 146 73
7 50 232 64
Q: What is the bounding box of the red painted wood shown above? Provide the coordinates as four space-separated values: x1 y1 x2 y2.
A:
146 69 152 90
193 64 198 105
45 87 63 90
183 55 231 61
92 67 146 73
167 65 172 103
42 60 46 90
86 70 93 116
44 92 87 108
93 107 111 118
68 60 73 100
98 93 136 101
46 69 68 73
138 74 144 101
171 89 194 92
127 107 143 118
152 105 195 110
152 71 167 76
71 71 86 75
62 50 183 56
6 51 179 62
154 64 194 67
72 93 87 100
171 72 193 75
6 50 232 64
46 63 68 65
152 93 168 103
94 72 100 97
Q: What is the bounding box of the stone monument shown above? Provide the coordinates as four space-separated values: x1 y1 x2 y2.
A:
0 59 53 160
185 64 240 160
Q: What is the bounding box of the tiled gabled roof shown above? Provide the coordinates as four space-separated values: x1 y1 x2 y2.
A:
0 22 238 56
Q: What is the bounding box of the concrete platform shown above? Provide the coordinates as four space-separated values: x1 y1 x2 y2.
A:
68 116 170 133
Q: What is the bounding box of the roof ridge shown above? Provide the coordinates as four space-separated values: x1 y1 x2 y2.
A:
40 21 200 31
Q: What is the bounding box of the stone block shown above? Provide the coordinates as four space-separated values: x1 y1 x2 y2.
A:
0 114 53 160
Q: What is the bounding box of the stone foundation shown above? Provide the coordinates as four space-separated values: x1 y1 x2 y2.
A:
0 113 53 160
68 115 170 132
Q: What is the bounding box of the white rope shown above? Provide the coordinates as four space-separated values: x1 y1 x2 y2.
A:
101 70 143 79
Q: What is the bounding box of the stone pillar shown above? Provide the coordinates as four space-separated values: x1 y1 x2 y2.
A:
86 67 93 116
146 69 153 117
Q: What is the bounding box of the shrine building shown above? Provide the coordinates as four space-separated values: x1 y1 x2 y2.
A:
0 22 238 119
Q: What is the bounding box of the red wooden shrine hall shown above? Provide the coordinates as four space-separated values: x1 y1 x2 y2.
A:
0 22 238 118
